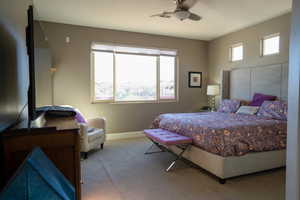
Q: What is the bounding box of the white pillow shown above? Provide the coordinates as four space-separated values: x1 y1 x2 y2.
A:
236 106 260 115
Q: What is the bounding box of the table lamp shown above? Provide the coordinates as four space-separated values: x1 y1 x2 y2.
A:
207 85 220 111
50 67 57 106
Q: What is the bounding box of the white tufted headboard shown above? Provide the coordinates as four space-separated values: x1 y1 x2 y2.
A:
221 63 289 101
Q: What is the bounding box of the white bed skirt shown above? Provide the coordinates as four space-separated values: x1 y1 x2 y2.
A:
169 145 286 179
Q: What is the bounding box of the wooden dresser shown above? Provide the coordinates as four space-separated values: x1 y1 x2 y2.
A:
0 115 81 199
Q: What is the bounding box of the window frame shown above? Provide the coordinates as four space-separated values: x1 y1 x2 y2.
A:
260 33 280 57
90 42 179 104
229 42 244 62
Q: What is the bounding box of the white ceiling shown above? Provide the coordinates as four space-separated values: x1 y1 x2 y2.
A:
34 0 292 41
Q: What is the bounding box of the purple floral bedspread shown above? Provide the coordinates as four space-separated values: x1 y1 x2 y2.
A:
151 112 287 157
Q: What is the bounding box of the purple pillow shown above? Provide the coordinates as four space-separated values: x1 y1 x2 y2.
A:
75 110 87 123
257 100 288 120
249 93 277 106
217 99 241 113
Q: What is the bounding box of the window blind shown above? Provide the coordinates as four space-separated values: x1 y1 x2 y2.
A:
91 43 177 56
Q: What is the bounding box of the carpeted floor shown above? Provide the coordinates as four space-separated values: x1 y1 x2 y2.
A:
81 137 285 200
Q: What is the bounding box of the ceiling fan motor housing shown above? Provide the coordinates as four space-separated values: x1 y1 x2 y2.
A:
175 10 191 20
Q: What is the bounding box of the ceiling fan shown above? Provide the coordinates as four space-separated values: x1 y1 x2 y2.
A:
151 0 201 21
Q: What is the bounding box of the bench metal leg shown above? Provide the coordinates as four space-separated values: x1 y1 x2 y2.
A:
166 144 190 172
166 161 176 172
144 137 191 172
144 142 165 154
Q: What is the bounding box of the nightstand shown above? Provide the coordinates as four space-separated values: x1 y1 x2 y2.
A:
199 106 211 112
199 109 211 112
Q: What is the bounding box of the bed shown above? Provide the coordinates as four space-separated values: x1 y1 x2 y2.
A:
151 112 287 180
152 112 287 157
151 63 288 181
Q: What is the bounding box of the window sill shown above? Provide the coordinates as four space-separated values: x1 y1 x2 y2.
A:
230 60 243 63
91 100 178 104
261 52 280 57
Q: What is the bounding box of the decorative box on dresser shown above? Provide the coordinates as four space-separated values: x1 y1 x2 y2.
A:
0 115 81 200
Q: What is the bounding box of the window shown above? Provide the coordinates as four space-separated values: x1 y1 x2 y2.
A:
93 52 114 101
230 43 243 62
160 56 176 99
91 43 177 103
261 33 280 56
115 54 157 101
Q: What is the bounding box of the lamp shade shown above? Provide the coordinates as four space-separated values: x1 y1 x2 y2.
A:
207 85 220 96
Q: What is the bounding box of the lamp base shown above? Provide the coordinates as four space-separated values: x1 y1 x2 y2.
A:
208 96 216 111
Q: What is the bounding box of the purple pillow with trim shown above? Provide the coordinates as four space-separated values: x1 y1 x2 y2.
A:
217 99 241 113
257 100 288 120
75 110 87 123
249 93 276 106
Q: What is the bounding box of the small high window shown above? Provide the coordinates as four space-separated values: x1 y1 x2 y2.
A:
230 43 243 62
261 33 280 56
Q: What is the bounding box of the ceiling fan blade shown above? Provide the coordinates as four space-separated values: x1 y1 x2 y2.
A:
188 12 202 21
150 14 162 17
163 11 176 15
150 11 174 18
150 14 171 18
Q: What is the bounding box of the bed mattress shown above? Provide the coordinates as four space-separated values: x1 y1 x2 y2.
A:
151 112 287 157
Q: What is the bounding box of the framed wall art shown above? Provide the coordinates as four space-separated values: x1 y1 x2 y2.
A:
188 72 202 88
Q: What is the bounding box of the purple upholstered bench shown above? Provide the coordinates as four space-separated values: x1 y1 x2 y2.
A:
144 129 192 146
144 129 192 172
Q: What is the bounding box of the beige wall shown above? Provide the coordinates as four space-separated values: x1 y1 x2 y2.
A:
34 21 53 106
208 13 291 85
41 22 208 133
40 13 291 133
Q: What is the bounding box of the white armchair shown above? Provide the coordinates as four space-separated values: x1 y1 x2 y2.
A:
79 117 106 159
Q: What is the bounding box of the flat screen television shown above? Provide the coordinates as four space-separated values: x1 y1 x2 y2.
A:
0 4 51 131
0 5 37 131
26 5 36 122
26 5 52 124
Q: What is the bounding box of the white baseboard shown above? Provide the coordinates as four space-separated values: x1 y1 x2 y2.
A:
106 131 145 141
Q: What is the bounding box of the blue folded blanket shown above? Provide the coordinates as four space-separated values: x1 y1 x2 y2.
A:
36 106 77 118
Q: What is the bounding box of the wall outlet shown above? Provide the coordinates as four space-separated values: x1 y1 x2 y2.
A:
66 36 70 43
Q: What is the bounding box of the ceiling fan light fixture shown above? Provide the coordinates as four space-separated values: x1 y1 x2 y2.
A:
175 10 190 21
151 0 201 21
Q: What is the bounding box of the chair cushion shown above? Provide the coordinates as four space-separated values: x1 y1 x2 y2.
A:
144 129 192 146
87 128 105 143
